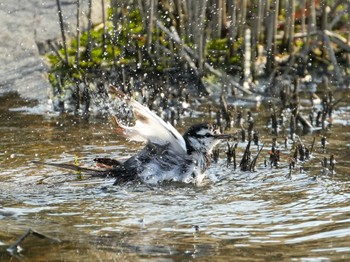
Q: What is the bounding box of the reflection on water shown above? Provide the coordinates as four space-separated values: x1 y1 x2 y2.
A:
1 92 350 261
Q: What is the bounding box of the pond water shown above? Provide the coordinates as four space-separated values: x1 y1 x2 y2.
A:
0 92 350 261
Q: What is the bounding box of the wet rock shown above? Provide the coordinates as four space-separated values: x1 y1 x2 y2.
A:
0 0 105 102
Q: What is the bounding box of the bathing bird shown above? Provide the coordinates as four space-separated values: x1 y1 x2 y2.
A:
37 86 231 186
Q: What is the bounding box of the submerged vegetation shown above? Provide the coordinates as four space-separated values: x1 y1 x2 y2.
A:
48 0 350 115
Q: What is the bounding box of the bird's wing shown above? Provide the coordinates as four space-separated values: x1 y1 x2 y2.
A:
109 85 187 154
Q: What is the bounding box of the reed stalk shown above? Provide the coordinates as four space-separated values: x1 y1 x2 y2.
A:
288 0 295 54
197 0 207 74
101 0 107 57
238 0 247 39
56 0 68 65
86 0 93 61
347 5 350 66
76 0 80 69
217 0 223 38
146 0 155 54
228 0 236 57
265 8 274 74
49 0 350 112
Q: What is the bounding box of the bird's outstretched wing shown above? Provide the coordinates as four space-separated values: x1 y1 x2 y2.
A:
109 85 187 154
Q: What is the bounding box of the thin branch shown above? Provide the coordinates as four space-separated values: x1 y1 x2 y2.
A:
56 0 69 65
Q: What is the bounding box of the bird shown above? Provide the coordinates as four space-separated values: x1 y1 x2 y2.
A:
36 86 231 186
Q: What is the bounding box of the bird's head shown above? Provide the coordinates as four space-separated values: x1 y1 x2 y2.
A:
183 123 231 154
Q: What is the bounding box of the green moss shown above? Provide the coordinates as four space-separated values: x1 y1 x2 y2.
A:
230 55 241 65
207 38 229 50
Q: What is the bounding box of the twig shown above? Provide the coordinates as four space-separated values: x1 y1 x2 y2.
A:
220 93 232 129
250 143 265 171
101 0 107 57
86 0 93 61
240 140 251 171
322 30 344 85
76 0 80 69
146 0 155 53
310 136 316 154
7 229 60 256
155 20 253 95
47 40 66 65
56 0 69 65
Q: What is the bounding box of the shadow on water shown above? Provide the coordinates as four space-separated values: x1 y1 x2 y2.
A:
1 92 350 261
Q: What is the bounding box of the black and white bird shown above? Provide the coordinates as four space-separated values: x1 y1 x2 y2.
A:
38 86 231 186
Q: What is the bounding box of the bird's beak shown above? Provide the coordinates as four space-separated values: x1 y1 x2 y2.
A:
214 134 232 139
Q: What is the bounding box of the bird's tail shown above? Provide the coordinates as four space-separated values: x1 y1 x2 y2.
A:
32 161 111 177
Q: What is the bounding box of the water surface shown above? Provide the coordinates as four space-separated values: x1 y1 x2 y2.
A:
1 92 350 261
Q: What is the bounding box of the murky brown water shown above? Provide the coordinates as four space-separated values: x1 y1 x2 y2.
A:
1 92 350 261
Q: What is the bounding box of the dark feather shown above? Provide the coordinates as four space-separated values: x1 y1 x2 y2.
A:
93 158 122 167
33 160 139 185
32 161 111 177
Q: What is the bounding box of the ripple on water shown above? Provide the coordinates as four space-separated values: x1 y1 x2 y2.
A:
1 93 350 260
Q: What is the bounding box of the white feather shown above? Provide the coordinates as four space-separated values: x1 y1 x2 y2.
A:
115 93 187 154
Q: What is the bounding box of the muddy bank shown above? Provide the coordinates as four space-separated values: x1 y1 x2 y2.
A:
0 0 105 102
